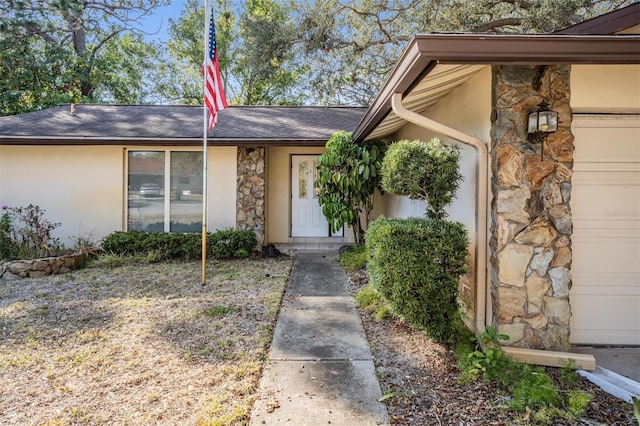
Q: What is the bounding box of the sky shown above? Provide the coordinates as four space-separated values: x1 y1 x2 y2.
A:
139 0 187 43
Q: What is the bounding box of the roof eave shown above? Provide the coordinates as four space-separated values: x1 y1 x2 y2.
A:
412 34 640 64
353 34 640 142
0 136 329 147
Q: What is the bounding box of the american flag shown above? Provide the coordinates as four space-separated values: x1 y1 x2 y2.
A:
204 8 228 131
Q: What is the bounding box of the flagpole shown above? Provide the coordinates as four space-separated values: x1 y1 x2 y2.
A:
201 1 229 285
201 0 209 285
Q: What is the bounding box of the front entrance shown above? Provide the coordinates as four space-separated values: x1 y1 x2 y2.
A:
291 155 330 237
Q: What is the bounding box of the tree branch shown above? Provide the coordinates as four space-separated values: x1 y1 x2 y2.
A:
473 17 522 32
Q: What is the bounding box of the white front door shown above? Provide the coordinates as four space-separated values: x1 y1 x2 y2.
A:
291 155 329 237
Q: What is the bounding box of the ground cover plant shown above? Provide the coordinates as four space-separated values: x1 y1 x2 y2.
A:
0 256 292 425
344 250 635 425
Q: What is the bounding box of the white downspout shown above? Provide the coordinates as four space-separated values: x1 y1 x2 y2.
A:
390 93 595 370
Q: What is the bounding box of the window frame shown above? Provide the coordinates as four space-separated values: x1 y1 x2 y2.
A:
125 147 204 233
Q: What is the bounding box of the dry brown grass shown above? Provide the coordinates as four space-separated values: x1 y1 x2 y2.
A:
0 257 293 425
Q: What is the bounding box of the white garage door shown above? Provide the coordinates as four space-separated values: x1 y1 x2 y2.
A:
570 115 640 345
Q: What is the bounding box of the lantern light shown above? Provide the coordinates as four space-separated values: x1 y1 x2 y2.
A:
528 101 558 134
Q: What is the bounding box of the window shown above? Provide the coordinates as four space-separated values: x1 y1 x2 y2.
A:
298 161 308 199
127 150 203 232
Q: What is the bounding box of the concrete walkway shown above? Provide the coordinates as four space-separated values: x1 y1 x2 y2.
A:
250 253 389 425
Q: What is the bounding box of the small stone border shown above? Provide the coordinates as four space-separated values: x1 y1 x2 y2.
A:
0 252 89 280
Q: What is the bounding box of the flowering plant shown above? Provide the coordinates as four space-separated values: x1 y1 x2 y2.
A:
0 204 62 260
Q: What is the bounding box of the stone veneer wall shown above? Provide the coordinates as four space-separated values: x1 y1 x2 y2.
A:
490 65 574 352
236 147 265 247
1 252 89 280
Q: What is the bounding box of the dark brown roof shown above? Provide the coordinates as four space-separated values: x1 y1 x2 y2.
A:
0 104 366 146
555 3 640 35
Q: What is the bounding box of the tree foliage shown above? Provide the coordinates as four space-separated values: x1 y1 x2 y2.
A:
316 131 386 246
0 0 164 116
289 0 635 105
3 0 632 113
381 139 463 220
154 0 301 106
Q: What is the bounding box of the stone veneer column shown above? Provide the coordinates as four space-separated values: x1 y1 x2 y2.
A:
490 65 574 351
236 147 265 247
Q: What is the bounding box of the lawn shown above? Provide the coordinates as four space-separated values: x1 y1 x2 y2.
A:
0 257 293 425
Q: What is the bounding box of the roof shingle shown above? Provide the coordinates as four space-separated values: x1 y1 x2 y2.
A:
0 104 366 145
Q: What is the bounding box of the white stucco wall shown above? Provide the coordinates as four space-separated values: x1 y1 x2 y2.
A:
206 146 238 233
0 145 237 246
0 145 123 245
571 65 640 113
382 66 493 241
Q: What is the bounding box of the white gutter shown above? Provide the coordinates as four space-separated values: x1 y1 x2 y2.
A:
390 93 595 370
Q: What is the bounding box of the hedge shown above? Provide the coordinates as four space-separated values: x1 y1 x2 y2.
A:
101 228 257 261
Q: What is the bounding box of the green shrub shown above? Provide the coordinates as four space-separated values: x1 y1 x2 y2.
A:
101 228 257 261
339 245 368 271
365 216 468 344
208 227 257 259
380 139 462 220
355 284 394 321
316 131 386 245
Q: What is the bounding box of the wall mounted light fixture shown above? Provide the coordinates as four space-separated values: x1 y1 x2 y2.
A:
528 101 558 133
527 101 558 160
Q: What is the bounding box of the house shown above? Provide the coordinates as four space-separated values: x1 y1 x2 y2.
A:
1 5 638 359
350 3 640 358
0 105 365 250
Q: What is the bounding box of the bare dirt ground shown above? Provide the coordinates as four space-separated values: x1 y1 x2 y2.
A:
0 258 292 425
346 269 637 426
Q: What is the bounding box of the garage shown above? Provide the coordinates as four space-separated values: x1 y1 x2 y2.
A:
570 114 640 345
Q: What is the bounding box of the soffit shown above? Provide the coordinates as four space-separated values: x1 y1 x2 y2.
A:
366 64 486 140
353 34 640 142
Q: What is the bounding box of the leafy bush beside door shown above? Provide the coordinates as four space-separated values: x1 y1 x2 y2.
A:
316 131 386 246
366 138 469 344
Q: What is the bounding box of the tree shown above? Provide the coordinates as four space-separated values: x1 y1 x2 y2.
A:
289 0 635 105
380 139 462 220
0 0 164 115
154 0 302 106
234 0 301 104
151 0 235 105
316 131 386 246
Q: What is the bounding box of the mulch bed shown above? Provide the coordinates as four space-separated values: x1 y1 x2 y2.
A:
346 269 636 425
